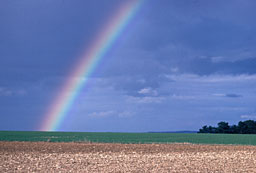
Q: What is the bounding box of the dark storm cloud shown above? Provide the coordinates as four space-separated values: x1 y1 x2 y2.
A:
114 0 256 77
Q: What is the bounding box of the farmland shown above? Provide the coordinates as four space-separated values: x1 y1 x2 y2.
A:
1 131 256 145
1 141 256 172
1 131 256 172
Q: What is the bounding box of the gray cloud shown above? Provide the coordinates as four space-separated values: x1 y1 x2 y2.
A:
0 87 26 97
241 114 256 119
88 111 116 118
225 94 242 98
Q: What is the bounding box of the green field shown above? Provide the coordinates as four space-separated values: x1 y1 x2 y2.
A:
1 131 256 145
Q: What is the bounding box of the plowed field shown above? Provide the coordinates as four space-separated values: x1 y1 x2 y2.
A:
1 142 256 172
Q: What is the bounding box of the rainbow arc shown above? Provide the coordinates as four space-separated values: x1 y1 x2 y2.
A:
40 0 143 131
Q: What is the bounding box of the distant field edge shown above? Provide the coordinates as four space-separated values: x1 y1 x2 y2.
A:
1 131 256 146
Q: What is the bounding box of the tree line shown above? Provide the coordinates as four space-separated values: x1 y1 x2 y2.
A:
198 120 256 134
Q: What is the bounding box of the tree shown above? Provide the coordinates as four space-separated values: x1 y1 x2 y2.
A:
245 120 256 134
229 125 238 134
199 125 209 133
198 120 256 134
238 120 256 134
198 125 217 133
238 121 247 134
216 121 230 133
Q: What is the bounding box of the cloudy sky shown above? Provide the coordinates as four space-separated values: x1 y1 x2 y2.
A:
1 0 256 132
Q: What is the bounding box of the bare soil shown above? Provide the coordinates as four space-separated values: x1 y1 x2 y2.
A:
1 141 256 172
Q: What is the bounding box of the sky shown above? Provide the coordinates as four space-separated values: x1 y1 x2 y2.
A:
1 0 256 132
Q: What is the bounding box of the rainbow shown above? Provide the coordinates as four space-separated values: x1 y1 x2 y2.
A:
40 0 143 131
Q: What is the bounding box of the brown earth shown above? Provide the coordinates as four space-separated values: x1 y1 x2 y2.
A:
1 141 256 172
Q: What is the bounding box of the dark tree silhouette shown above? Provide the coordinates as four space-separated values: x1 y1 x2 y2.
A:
198 120 256 134
216 122 230 133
